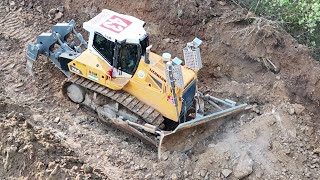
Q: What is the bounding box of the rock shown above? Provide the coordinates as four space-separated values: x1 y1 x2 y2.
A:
233 152 254 179
161 151 169 161
292 104 305 115
57 6 64 13
6 111 15 119
53 12 64 21
16 113 25 121
48 8 58 19
157 170 165 178
36 6 42 13
144 173 152 180
171 173 178 180
9 1 16 11
75 174 83 180
163 38 172 43
288 107 295 115
276 76 281 80
218 1 226 6
48 161 56 169
313 148 320 154
303 126 314 136
200 169 207 177
50 165 60 176
82 164 93 174
221 169 232 177
72 166 79 172
183 171 189 177
27 2 33 9
53 117 60 123
36 162 45 170
133 165 140 170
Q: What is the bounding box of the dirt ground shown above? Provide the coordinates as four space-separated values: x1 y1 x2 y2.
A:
0 0 319 179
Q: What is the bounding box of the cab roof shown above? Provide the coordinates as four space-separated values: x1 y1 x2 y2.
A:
83 9 147 44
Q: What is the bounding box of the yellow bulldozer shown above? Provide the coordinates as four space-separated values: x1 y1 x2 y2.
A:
26 9 248 157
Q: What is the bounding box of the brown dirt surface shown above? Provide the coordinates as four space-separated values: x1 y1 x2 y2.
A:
0 0 319 179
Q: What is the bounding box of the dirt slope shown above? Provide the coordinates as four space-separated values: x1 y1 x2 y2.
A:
0 0 319 179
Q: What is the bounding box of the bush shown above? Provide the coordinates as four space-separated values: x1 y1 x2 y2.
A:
229 0 320 60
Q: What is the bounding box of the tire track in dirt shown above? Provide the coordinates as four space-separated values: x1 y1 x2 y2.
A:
0 5 41 104
0 7 36 45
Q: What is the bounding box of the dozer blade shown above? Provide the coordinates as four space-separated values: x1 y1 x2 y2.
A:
158 103 248 158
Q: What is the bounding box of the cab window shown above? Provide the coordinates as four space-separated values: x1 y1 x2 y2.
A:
118 44 139 75
92 33 115 65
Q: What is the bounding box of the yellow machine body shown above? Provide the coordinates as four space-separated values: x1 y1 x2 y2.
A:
68 49 196 122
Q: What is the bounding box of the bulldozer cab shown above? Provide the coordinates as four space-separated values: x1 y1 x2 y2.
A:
92 32 149 77
84 9 149 78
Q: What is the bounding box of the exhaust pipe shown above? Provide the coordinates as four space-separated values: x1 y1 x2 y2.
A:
145 45 152 64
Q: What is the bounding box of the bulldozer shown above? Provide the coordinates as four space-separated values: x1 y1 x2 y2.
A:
26 9 248 158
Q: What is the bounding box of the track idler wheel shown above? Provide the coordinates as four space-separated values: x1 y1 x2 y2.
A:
66 83 86 103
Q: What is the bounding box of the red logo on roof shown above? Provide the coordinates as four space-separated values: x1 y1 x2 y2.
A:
100 15 132 34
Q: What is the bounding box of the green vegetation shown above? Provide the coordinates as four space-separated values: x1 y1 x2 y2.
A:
230 0 320 59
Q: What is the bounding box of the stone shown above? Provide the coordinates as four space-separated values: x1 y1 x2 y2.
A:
218 1 226 6
292 104 305 115
9 1 16 10
53 117 60 123
48 8 58 19
37 162 45 170
72 166 79 172
48 161 56 169
183 170 189 177
221 169 232 177
171 173 178 180
75 174 83 180
133 165 140 170
161 151 169 161
82 164 93 174
233 152 254 179
50 165 60 175
57 6 64 13
53 12 64 21
35 6 42 13
288 107 295 115
200 169 207 177
303 126 314 136
313 148 320 154
163 38 172 43
9 1 15 6
6 111 15 119
144 173 152 180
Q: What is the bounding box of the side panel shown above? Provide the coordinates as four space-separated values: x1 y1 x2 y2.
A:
67 50 125 90
124 60 181 121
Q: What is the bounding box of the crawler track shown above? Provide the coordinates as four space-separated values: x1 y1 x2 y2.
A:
63 75 165 127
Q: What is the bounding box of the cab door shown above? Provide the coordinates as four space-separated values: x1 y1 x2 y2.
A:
115 44 140 78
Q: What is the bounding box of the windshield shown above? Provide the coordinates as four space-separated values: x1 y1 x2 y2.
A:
92 33 115 66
